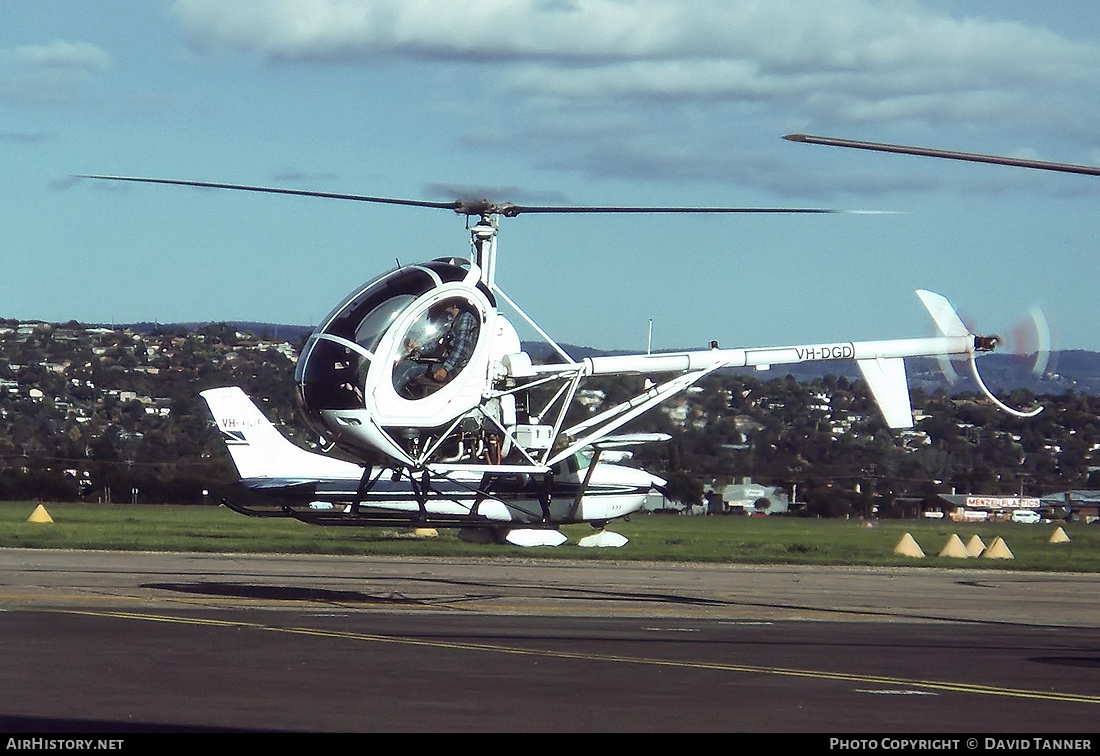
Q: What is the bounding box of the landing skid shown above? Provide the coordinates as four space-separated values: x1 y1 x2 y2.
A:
220 498 294 518
220 498 628 547
219 497 507 529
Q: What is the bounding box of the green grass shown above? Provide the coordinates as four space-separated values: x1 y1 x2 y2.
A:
569 515 1100 570
3 501 1098 570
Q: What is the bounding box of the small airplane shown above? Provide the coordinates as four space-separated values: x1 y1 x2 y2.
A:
200 385 666 547
82 144 1042 547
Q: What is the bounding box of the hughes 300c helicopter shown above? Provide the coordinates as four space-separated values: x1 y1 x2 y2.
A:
84 165 1041 547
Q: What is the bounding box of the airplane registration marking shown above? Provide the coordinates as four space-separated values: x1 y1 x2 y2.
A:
46 608 1100 706
220 418 262 429
792 343 855 361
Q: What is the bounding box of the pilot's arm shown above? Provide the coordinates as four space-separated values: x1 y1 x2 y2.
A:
432 310 478 382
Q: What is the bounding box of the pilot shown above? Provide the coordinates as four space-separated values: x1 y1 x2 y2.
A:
430 303 478 383
394 302 479 399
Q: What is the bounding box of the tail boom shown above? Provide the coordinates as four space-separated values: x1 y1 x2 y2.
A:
519 290 988 430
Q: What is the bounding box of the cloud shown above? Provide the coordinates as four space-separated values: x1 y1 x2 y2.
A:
0 40 112 104
172 2 1097 71
11 40 112 71
466 116 945 199
173 1 1100 125
171 1 1100 194
271 169 340 183
0 130 51 144
173 0 694 61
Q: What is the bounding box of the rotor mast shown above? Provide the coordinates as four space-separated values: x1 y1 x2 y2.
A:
469 213 499 288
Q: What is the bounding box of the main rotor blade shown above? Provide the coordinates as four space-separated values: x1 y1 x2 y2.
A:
784 133 1100 177
78 174 868 217
504 205 863 216
77 175 462 211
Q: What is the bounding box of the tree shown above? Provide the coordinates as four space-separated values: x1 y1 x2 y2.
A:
664 469 704 507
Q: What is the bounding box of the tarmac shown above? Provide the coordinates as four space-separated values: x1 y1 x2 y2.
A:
0 549 1098 733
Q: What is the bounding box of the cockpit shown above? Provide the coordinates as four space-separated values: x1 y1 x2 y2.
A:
392 297 481 399
293 259 494 458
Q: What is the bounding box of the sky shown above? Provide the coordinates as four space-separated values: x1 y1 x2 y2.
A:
3 0 1100 357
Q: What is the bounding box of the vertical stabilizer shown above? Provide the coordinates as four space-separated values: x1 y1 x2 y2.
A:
916 289 968 338
200 387 363 482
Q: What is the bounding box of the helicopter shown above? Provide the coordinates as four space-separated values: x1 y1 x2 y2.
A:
82 161 1041 548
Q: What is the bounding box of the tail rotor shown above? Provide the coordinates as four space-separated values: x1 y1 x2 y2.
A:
1003 304 1054 379
916 290 1044 418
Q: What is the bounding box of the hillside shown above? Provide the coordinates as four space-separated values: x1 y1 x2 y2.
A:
0 318 1097 511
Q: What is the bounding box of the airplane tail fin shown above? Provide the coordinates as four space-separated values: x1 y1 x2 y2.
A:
200 386 363 483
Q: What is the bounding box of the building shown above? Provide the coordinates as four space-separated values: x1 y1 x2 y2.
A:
935 494 1041 522
717 478 790 515
1041 490 1100 523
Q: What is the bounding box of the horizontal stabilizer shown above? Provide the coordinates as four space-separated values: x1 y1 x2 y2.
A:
857 357 913 429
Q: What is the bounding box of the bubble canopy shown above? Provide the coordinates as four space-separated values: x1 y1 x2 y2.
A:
294 259 493 445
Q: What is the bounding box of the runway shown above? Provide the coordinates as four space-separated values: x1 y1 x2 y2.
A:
1 549 1098 733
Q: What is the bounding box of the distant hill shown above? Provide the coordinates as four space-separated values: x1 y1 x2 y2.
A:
0 316 1095 505
123 321 316 343
113 321 1100 396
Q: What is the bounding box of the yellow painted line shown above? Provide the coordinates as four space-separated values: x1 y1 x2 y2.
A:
43 607 1100 706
